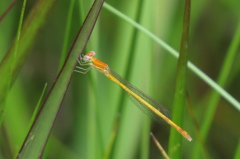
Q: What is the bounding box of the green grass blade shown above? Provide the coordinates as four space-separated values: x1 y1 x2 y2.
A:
186 96 210 159
1 1 239 158
29 83 48 129
0 0 27 127
4 81 32 158
103 118 119 159
58 0 76 71
103 2 240 111
0 0 57 125
192 21 240 159
234 139 240 159
108 0 145 158
47 137 81 159
168 0 191 158
71 2 99 158
16 0 104 158
0 0 27 126
140 119 151 159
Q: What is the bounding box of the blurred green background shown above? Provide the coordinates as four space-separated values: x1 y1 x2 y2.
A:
0 0 240 159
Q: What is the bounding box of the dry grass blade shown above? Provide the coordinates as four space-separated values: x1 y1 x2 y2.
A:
151 133 170 159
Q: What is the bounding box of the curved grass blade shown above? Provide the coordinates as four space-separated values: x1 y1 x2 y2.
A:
103 2 240 111
17 0 104 158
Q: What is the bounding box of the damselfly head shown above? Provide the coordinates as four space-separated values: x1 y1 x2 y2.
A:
88 51 96 57
80 54 90 62
81 51 96 62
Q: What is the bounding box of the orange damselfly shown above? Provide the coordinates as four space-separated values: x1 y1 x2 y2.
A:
75 51 192 141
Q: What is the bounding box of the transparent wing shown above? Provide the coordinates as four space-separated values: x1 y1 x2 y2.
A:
108 69 171 124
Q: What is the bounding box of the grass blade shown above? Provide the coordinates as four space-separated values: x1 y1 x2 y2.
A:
103 2 240 111
168 0 191 158
0 0 57 125
151 133 170 159
192 21 240 159
234 139 240 159
58 0 76 70
17 0 104 158
0 0 27 126
108 0 145 158
29 83 48 128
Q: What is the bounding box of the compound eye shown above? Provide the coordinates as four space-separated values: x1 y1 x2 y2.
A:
83 56 90 62
89 51 96 56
